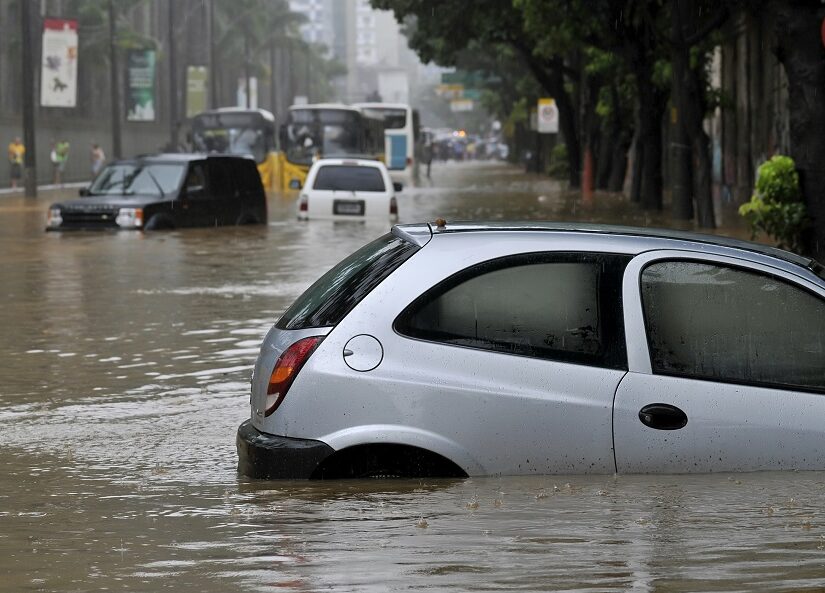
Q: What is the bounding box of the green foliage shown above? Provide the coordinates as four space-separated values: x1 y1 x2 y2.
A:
739 155 808 253
547 142 570 180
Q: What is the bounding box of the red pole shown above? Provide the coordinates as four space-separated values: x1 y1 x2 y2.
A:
582 146 594 204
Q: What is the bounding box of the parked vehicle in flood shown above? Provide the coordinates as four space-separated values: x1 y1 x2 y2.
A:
296 158 400 222
46 153 266 231
238 222 825 479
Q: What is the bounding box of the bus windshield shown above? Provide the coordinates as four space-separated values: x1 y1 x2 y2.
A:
359 107 408 129
192 112 274 163
283 109 362 165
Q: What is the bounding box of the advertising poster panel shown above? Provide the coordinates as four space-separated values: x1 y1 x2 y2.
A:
127 50 157 121
186 66 208 118
40 19 78 108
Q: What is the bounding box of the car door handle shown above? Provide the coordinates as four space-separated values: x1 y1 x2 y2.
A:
638 403 688 430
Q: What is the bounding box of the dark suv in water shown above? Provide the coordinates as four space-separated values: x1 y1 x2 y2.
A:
46 153 267 231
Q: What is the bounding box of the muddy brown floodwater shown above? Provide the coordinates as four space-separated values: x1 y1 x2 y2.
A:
1 161 824 592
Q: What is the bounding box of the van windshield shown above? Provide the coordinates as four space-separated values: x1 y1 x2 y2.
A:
277 233 419 330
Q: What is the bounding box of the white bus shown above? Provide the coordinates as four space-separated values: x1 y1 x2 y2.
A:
354 103 420 183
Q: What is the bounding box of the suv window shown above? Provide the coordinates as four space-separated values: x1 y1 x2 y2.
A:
185 162 207 195
277 233 419 330
641 260 825 392
395 253 629 369
313 165 385 192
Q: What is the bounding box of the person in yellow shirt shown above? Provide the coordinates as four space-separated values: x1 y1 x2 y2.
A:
8 137 24 189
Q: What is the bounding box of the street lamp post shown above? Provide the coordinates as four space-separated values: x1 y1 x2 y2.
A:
109 0 122 159
20 0 37 197
169 0 179 150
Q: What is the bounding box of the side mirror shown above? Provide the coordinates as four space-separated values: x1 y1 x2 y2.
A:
393 182 403 193
289 179 302 190
78 187 89 197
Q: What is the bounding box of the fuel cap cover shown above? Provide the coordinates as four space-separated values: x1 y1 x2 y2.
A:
343 334 384 372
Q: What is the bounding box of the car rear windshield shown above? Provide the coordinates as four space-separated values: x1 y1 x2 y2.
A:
312 165 386 192
276 232 419 330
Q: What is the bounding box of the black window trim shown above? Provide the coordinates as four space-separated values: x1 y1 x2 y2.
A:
393 251 631 370
639 257 825 395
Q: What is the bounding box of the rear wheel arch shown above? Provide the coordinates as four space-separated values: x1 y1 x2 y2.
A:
310 443 467 479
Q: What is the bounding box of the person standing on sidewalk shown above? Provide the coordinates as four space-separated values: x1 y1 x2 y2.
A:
90 143 105 178
51 139 70 185
7 136 24 189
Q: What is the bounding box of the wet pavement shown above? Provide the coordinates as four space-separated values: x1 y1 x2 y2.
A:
2 161 824 592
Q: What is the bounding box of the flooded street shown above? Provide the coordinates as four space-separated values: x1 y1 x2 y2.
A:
2 162 825 592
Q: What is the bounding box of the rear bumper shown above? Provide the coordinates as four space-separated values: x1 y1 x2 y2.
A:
236 420 334 479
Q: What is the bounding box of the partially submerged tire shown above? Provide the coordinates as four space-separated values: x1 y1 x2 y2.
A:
310 444 467 480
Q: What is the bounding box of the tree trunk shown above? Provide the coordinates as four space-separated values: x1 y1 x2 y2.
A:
513 45 582 187
630 130 643 203
693 127 715 227
635 64 665 210
670 2 694 220
768 1 825 259
597 84 622 190
608 133 631 193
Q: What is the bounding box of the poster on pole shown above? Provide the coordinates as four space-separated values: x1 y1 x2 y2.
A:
40 19 78 108
126 50 157 121
537 98 559 134
186 66 208 118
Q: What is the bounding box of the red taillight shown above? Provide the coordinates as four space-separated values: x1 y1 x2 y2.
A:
265 336 323 417
390 196 398 215
299 195 308 212
406 157 413 167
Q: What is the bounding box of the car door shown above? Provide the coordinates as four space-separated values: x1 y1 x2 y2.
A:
207 158 238 225
367 251 631 475
613 251 825 473
179 161 214 227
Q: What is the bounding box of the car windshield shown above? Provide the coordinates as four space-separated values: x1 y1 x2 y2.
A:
312 165 386 192
88 163 185 197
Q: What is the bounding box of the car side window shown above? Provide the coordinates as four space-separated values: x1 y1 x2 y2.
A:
641 260 825 392
185 163 207 195
395 253 629 369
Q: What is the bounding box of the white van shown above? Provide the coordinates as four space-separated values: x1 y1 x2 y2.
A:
297 158 400 222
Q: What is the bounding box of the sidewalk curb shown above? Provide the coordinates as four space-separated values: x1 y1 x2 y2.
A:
0 181 87 197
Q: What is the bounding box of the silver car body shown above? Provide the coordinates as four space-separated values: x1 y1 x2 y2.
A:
246 222 825 476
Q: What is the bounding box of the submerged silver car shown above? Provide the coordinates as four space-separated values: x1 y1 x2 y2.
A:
237 221 825 479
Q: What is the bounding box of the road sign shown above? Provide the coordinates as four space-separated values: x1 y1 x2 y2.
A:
537 98 558 134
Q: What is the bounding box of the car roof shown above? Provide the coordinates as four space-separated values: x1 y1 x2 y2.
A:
115 153 253 165
311 158 386 169
392 221 825 281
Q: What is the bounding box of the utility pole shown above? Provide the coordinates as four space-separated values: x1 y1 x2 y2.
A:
20 0 37 197
168 0 179 150
243 22 251 108
108 0 122 159
208 0 218 108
